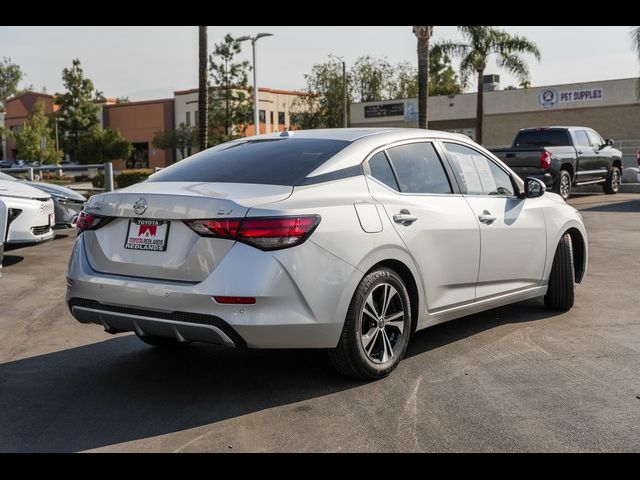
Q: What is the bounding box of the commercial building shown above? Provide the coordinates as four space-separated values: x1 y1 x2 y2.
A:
351 76 640 168
173 87 311 160
3 87 310 168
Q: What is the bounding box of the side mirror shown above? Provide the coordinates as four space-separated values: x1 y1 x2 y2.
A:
524 177 546 198
605 138 614 147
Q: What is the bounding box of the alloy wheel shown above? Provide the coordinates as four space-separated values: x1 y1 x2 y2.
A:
560 174 570 199
359 283 406 364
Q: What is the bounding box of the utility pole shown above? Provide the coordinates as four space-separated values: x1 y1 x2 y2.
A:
342 61 347 128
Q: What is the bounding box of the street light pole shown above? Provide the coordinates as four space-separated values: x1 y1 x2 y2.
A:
342 61 347 128
236 33 274 136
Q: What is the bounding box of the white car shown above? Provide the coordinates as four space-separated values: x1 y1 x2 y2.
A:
0 177 55 244
66 128 588 379
0 199 6 277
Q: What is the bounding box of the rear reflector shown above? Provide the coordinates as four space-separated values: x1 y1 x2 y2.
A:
213 296 256 305
184 215 320 251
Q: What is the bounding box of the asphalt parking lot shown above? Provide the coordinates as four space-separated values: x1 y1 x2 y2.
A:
1 193 639 452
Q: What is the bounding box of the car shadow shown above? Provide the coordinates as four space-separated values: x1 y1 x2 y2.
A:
0 254 24 267
580 199 640 213
406 298 562 357
0 298 561 452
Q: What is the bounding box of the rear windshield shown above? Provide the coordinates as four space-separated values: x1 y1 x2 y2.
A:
149 138 351 186
513 129 571 147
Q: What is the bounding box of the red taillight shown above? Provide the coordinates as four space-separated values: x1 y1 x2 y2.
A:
76 211 112 232
540 150 551 169
183 215 321 251
184 219 241 239
213 296 256 305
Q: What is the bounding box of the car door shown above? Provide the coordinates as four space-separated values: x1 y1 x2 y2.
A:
586 129 611 181
440 141 547 300
364 141 480 311
573 129 600 182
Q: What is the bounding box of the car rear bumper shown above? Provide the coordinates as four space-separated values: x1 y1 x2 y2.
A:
66 234 360 349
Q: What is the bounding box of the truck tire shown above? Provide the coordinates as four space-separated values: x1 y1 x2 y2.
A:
554 170 572 200
603 166 621 195
544 233 575 311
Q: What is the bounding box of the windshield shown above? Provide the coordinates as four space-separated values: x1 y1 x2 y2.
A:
148 138 351 186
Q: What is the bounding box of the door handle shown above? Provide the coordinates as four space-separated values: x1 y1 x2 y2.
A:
577 150 583 155
478 210 497 224
393 209 418 226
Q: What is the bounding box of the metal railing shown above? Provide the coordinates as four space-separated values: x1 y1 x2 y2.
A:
0 162 116 192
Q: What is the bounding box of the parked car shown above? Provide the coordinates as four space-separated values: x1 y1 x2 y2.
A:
0 159 28 169
0 199 6 277
490 126 623 200
67 128 588 379
0 172 85 228
0 175 55 244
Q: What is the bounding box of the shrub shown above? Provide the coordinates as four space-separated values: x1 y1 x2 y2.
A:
92 171 104 188
115 169 154 188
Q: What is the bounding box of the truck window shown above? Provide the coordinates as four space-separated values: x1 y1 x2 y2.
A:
513 129 571 147
586 130 604 149
574 130 591 148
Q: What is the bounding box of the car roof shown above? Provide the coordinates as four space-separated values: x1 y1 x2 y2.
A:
249 127 470 143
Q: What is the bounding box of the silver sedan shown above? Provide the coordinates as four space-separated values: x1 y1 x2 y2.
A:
66 128 588 379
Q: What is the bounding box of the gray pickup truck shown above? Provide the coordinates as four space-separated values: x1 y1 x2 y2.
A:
490 126 623 200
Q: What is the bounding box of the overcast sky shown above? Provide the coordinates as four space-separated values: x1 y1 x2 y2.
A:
1 26 638 101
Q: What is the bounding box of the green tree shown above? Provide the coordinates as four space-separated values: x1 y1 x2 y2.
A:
152 123 198 159
350 55 393 102
77 125 133 164
439 26 540 144
198 26 209 150
209 34 253 139
0 57 23 107
54 59 100 162
116 96 130 103
13 102 62 164
295 55 351 128
413 26 434 129
390 48 462 100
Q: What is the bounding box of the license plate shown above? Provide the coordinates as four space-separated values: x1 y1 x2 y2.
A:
124 219 170 251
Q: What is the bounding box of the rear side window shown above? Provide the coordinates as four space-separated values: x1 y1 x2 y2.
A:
574 130 591 148
514 129 571 147
368 152 399 191
385 142 452 194
149 138 350 186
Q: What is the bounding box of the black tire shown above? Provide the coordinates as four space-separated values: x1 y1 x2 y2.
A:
553 170 572 200
603 166 621 194
329 267 411 380
544 233 575 311
136 334 191 348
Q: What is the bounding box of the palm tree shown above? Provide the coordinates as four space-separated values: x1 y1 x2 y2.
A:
198 26 208 151
439 27 540 144
413 26 434 129
633 26 640 97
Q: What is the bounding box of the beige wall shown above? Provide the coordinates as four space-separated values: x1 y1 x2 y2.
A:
483 104 640 147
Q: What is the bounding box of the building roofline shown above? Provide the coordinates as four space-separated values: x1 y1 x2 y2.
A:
174 86 313 97
5 91 55 103
105 98 174 108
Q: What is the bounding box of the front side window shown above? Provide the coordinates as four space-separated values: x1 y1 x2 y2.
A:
587 130 603 149
443 142 515 196
385 142 451 194
368 152 399 191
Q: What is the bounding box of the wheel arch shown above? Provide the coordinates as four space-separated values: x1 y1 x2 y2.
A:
565 227 586 283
